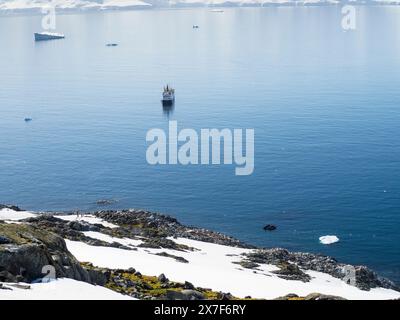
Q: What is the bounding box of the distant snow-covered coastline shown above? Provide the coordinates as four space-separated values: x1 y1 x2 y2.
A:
0 0 400 15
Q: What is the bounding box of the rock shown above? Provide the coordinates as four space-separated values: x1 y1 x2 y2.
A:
241 249 398 291
155 252 189 263
233 260 259 270
183 281 194 290
0 204 23 211
181 290 206 300
96 199 117 206
9 283 31 290
272 262 311 282
0 283 12 291
304 293 346 300
218 292 234 300
0 236 11 244
139 238 189 251
166 289 205 300
0 223 91 284
158 273 168 283
0 270 17 282
274 293 300 300
263 224 277 231
67 221 101 232
85 268 109 286
94 210 253 249
353 266 396 291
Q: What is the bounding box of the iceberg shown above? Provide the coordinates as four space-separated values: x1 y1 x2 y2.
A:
319 235 340 245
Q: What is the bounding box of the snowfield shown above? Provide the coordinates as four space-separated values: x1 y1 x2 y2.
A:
1 208 400 300
0 278 134 300
65 234 400 300
0 208 35 221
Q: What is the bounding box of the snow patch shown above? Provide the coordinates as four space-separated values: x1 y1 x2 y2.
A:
65 237 400 300
0 278 134 300
0 208 35 221
57 214 119 229
83 231 143 246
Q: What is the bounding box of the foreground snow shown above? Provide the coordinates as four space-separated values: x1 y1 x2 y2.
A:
66 234 400 300
2 208 399 300
0 278 134 300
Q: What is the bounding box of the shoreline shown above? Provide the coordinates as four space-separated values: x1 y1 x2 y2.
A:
1 204 399 300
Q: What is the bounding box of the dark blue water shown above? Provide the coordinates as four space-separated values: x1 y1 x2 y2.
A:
1 7 399 283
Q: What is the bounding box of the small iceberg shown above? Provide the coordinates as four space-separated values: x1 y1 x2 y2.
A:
319 235 339 245
34 32 65 42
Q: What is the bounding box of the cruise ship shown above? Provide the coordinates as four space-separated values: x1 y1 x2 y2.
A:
34 32 65 42
162 85 175 105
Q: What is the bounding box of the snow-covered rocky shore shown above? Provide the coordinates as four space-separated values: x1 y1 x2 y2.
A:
0 205 399 300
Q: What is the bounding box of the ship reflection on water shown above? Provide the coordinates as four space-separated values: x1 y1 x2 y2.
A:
162 104 174 117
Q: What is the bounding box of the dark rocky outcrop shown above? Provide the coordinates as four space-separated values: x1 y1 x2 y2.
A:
23 215 132 250
154 252 189 263
0 204 23 212
90 266 229 300
304 293 347 300
157 273 168 283
2 205 399 296
94 210 254 249
239 249 399 291
0 236 11 245
272 262 311 282
166 289 205 300
274 293 346 300
0 223 90 283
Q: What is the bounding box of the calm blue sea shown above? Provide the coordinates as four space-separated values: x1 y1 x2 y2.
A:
0 7 399 283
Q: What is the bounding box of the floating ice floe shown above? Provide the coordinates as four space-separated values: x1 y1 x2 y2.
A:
319 235 340 245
